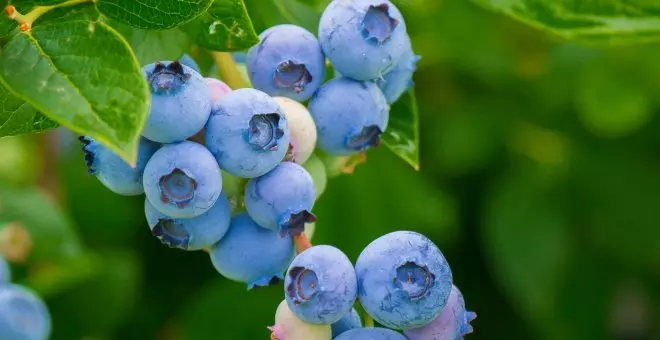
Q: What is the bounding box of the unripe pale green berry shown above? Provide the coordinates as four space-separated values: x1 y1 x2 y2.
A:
269 300 331 340
274 97 317 164
302 153 327 198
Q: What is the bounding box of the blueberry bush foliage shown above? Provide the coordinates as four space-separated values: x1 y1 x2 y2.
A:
2 0 660 339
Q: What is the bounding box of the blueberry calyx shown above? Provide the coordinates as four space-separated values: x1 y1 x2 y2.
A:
279 210 316 237
151 218 190 250
461 311 477 335
246 113 285 151
158 168 197 208
147 61 191 94
347 125 382 150
78 136 97 175
286 266 319 305
361 3 399 44
268 324 285 340
274 60 313 94
394 261 434 300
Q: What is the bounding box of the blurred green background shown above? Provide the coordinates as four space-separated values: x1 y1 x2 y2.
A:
2 0 660 339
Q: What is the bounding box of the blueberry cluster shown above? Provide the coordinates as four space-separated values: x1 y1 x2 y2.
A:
77 0 474 338
271 231 476 340
0 257 51 340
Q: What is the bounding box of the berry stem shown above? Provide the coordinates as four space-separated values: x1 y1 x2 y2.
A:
210 52 250 89
4 0 92 31
364 314 374 328
293 234 312 254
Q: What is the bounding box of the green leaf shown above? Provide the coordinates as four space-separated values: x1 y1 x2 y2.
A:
111 21 193 65
0 20 149 164
382 89 420 170
0 185 83 263
192 0 259 51
10 0 70 5
470 0 660 44
0 85 58 136
96 0 212 30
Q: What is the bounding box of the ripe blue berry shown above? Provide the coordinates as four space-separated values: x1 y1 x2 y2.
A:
319 0 408 80
144 193 231 251
245 162 316 236
377 37 420 104
308 78 389 155
80 136 159 196
179 54 201 73
331 308 362 338
404 285 477 340
269 300 331 340
334 327 407 340
284 245 357 324
274 97 317 164
247 25 325 102
0 284 51 340
142 61 211 143
355 231 453 330
143 141 222 219
0 257 9 284
209 213 294 289
205 88 290 178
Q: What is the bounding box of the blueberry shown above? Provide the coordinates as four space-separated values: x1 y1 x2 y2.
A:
333 327 407 340
142 61 211 143
245 162 316 236
308 78 389 155
178 54 201 73
144 193 231 251
404 285 477 340
79 136 159 196
284 245 357 324
143 141 222 219
376 36 420 104
205 88 290 178
0 284 51 340
247 25 325 102
0 257 9 284
205 78 232 105
209 213 294 289
355 231 453 330
319 0 408 80
331 308 362 338
269 300 332 340
273 96 317 164
302 154 327 199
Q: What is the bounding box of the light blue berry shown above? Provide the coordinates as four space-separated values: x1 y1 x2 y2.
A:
209 213 294 289
308 78 389 155
377 36 420 104
284 245 357 324
178 54 200 73
0 257 9 284
319 0 408 80
205 88 290 178
80 136 159 196
404 285 477 340
143 141 222 219
245 162 316 236
144 193 231 251
142 61 211 143
0 284 51 340
355 231 453 330
331 308 362 338
334 327 406 340
247 24 325 102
